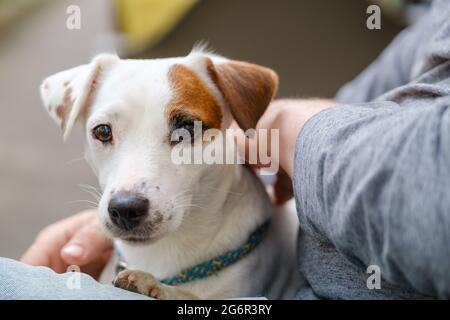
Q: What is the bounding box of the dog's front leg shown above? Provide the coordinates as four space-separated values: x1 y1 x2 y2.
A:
113 270 201 300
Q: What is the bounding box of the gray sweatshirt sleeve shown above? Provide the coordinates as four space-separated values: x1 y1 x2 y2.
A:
293 0 450 298
335 23 425 103
335 1 444 104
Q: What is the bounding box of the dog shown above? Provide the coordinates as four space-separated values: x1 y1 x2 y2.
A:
40 48 301 299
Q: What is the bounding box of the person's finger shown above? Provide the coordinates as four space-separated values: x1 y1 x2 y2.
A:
20 211 95 269
20 242 52 268
229 120 250 162
81 248 114 279
60 218 113 267
274 169 294 205
230 120 274 169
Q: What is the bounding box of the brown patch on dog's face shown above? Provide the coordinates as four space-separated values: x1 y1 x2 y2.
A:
55 86 73 130
166 64 222 129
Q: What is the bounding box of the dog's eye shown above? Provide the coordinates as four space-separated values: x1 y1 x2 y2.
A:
169 114 203 146
92 124 113 143
171 120 196 145
180 120 195 136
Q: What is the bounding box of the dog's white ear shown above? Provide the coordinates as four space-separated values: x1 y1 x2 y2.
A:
40 53 119 140
205 57 278 131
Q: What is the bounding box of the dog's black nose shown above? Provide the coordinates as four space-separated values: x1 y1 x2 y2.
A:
108 193 149 231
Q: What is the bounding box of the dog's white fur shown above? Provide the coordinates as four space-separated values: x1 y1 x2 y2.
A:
40 49 301 299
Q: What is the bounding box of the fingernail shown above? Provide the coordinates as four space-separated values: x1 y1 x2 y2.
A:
62 245 85 258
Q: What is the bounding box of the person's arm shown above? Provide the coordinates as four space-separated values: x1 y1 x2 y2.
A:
290 98 450 298
282 2 450 298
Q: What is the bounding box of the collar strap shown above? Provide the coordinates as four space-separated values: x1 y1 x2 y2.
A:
160 220 271 286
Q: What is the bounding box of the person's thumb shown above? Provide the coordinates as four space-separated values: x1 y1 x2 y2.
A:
60 220 113 266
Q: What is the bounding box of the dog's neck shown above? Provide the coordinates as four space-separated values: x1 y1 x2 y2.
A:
116 164 273 279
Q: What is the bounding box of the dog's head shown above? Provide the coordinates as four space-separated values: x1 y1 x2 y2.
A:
40 50 277 244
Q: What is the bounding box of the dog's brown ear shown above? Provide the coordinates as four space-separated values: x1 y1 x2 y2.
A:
40 53 119 140
205 57 278 130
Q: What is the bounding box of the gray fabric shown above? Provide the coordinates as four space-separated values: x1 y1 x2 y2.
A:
0 258 150 300
294 0 450 299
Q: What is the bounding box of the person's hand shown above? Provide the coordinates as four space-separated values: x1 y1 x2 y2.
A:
21 210 113 279
232 98 337 204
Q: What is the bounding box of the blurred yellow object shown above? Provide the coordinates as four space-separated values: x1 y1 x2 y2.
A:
116 0 198 49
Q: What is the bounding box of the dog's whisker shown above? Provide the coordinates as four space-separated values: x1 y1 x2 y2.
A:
78 184 102 202
63 157 85 167
203 186 244 196
172 204 207 210
79 189 101 202
171 189 192 198
173 197 208 204
172 198 207 205
173 194 209 200
68 199 99 207
78 184 102 196
79 184 101 194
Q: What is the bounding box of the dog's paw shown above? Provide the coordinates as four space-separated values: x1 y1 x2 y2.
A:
113 270 168 299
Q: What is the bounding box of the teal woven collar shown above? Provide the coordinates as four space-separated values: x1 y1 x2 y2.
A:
160 220 271 286
115 220 271 286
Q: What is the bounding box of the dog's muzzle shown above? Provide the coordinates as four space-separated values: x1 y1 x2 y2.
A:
108 192 149 231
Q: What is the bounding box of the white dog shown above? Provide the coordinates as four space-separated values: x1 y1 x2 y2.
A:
40 48 301 299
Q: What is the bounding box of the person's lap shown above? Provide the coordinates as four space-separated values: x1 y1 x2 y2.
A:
0 257 150 300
